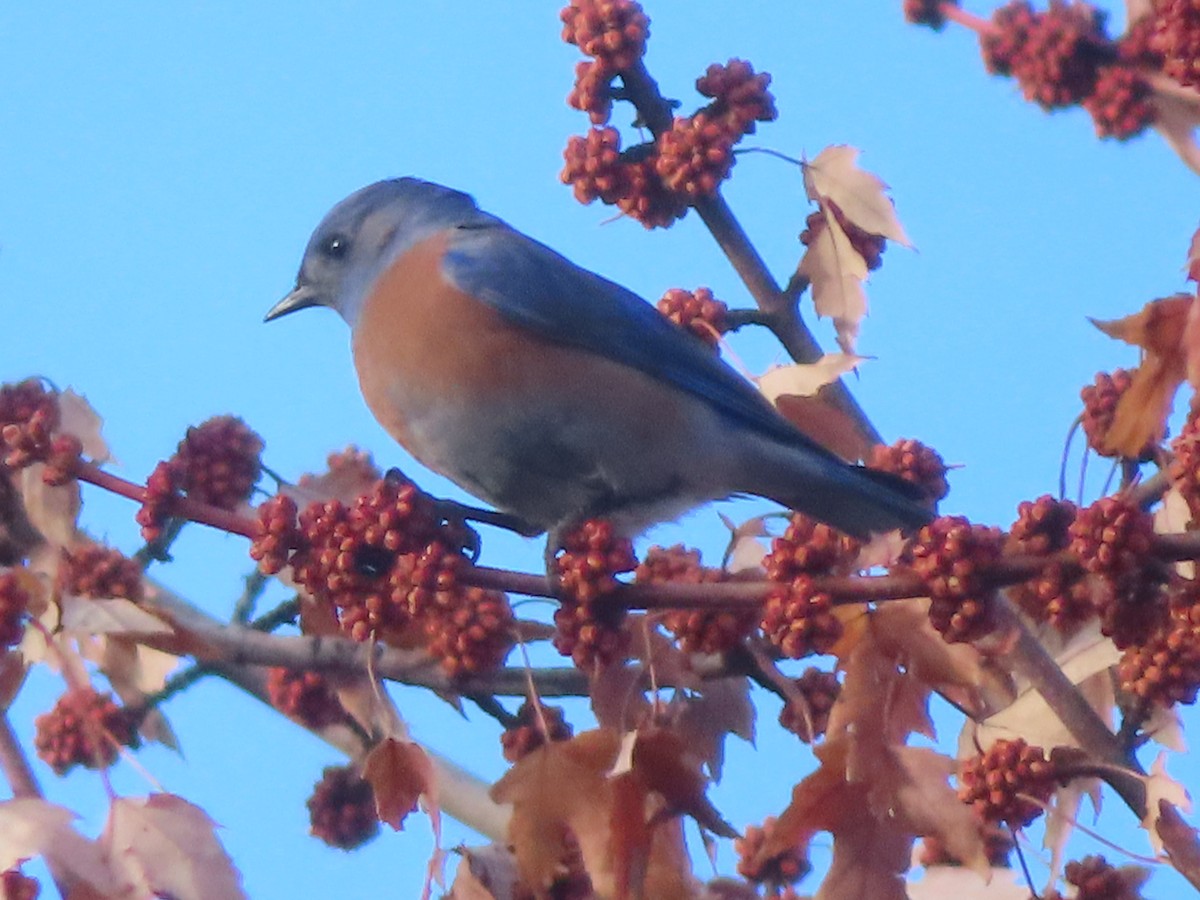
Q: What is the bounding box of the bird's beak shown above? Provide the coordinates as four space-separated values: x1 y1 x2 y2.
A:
264 284 322 322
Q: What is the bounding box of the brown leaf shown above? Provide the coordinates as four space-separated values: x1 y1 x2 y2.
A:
627 728 737 838
773 393 876 463
362 737 433 830
670 677 755 782
1091 293 1193 455
103 794 246 900
589 664 650 732
285 446 382 506
869 600 985 692
1157 800 1200 886
0 651 27 712
797 213 869 354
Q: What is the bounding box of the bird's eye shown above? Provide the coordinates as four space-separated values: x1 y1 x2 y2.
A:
322 234 349 258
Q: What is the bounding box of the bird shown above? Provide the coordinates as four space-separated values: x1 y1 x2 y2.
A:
265 177 931 545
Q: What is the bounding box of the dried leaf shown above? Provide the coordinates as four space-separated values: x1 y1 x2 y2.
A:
58 389 110 465
18 466 79 549
1152 90 1200 180
1156 800 1200 883
1143 753 1192 853
0 651 27 712
362 737 433 831
718 513 769 575
797 213 869 354
626 728 737 838
803 145 913 246
0 798 117 893
870 600 984 692
1091 293 1193 455
590 664 650 732
670 677 755 782
754 355 867 404
286 446 382 506
103 794 246 900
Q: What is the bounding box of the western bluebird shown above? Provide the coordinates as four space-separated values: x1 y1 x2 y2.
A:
265 178 930 541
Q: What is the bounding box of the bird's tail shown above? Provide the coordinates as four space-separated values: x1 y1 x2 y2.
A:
750 440 935 539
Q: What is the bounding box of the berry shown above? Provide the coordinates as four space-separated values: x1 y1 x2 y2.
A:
173 415 263 510
0 571 28 648
1080 369 1155 460
958 738 1056 828
615 155 689 229
1101 575 1169 650
1120 14 1165 67
34 689 138 775
561 127 628 206
867 438 949 505
1085 66 1155 140
764 512 860 582
0 381 59 472
422 585 515 678
695 59 777 135
567 60 615 124
760 576 842 659
135 460 183 544
1153 0 1200 88
1068 496 1154 581
909 516 1004 642
1118 612 1200 708
552 521 635 668
1063 854 1147 900
636 545 752 654
306 765 380 850
249 494 302 575
904 0 959 30
552 598 631 669
500 701 573 762
655 112 737 201
734 816 811 889
267 667 344 729
778 667 840 743
981 1 1039 76
1007 496 1092 630
1170 409 1200 526
59 542 143 602
560 0 650 71
656 288 728 347
801 202 888 272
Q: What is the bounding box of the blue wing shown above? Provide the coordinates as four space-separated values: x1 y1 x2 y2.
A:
441 219 841 460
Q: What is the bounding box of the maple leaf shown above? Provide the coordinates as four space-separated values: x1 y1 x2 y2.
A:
1142 752 1192 853
797 211 869 354
17 465 80 549
669 677 755 782
718 513 769 574
58 389 110 465
754 354 867 405
803 146 913 246
0 798 118 894
1090 293 1195 456
362 737 433 830
102 794 246 900
60 595 174 637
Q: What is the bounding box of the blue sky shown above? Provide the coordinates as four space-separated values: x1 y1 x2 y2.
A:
1 2 1197 897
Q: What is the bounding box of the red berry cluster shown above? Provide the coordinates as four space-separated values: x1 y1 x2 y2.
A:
1170 408 1200 526
173 415 263 511
0 571 29 648
958 737 1056 828
0 869 38 900
59 542 143 602
552 520 636 668
800 202 888 272
734 816 812 890
249 494 302 575
560 132 689 229
760 575 843 659
306 765 380 850
1080 369 1155 460
135 460 184 544
567 60 615 125
267 667 344 729
1118 614 1200 709
1154 0 1200 88
1122 13 1166 67
778 666 840 743
500 700 574 762
560 0 649 72
288 475 442 641
909 516 1005 642
33 689 138 775
1006 496 1092 630
0 380 58 471
905 0 959 30
867 438 950 506
656 287 729 348
981 1 1107 109
1067 496 1154 581
1063 854 1147 900
765 513 861 582
635 544 752 654
696 59 778 134
1084 65 1155 140
422 584 515 679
